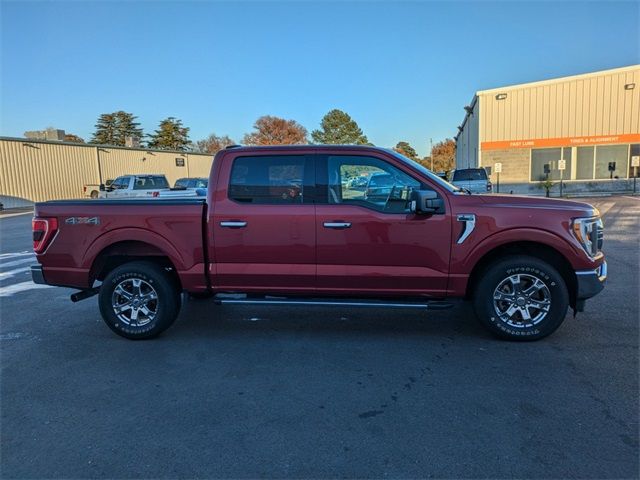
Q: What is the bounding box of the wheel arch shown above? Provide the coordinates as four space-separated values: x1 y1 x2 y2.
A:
465 241 578 308
88 239 182 289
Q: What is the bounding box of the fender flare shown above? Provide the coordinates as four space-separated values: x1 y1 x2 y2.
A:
81 227 186 271
458 227 582 273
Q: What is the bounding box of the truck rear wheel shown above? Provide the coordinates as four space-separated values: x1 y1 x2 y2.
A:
472 255 569 341
98 261 181 339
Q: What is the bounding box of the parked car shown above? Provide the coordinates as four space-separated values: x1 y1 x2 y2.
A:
364 172 415 203
347 176 369 189
32 145 606 341
449 168 492 193
174 177 208 196
174 177 208 189
99 175 197 199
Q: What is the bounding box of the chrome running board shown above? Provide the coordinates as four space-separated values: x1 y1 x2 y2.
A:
213 294 453 310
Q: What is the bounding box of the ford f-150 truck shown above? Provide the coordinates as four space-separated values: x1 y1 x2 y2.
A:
31 145 606 341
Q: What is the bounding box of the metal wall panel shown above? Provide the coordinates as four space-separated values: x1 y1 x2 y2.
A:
478 65 640 143
0 138 213 208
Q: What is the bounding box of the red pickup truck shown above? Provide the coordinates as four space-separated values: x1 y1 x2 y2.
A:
31 145 606 341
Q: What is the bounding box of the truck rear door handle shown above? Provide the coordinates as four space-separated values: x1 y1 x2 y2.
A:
220 221 247 228
323 222 351 229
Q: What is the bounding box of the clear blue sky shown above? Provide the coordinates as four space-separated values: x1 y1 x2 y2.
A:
1 0 638 156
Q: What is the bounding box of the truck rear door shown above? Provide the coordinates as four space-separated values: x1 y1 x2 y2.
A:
210 153 316 292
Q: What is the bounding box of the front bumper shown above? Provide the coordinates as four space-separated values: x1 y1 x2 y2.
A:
576 261 607 300
31 265 46 285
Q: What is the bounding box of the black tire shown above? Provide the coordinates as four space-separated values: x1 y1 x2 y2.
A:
90 190 99 199
472 255 569 341
98 261 181 339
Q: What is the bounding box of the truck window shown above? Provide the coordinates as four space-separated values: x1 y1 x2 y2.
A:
229 156 308 204
327 155 422 213
112 177 129 190
452 169 487 181
134 176 169 190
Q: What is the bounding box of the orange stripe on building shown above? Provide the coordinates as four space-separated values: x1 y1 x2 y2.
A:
481 133 640 151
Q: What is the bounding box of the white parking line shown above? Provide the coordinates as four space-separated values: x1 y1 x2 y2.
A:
0 257 35 269
596 202 615 217
0 281 52 297
0 266 31 279
0 251 33 259
0 210 33 219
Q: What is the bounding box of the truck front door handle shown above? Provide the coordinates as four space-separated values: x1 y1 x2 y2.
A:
323 222 351 229
220 221 247 228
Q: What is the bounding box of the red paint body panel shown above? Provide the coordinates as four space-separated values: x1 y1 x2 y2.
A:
34 145 605 302
315 205 451 296
34 202 206 290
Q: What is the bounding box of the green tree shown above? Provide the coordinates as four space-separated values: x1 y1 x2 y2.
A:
394 141 418 160
90 111 143 146
147 117 191 151
114 111 144 146
195 133 236 154
242 116 308 145
311 109 370 145
90 113 117 145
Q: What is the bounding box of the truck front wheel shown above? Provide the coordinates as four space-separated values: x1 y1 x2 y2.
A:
472 255 569 341
98 261 181 339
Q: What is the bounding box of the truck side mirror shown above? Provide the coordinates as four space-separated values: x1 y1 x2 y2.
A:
99 183 106 191
410 190 444 214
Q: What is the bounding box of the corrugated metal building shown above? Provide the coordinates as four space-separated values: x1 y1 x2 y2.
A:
0 137 214 208
455 65 640 194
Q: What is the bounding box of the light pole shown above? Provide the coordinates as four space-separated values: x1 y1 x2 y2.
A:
429 138 433 171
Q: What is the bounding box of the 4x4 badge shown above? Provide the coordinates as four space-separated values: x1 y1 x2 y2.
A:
65 217 100 225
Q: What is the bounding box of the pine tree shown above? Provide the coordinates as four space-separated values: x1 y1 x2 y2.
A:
311 109 370 145
394 141 418 160
114 111 144 146
90 113 117 145
147 117 191 151
90 111 144 146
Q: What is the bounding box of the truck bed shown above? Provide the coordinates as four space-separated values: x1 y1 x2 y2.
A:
34 198 208 291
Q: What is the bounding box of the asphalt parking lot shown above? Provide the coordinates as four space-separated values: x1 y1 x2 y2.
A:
1 196 638 479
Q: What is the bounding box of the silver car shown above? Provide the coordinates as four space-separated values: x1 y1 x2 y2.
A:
449 168 492 194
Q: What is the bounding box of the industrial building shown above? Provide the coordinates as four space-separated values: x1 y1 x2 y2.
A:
455 65 640 195
0 137 213 208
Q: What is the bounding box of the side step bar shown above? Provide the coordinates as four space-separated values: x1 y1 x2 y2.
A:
213 294 453 310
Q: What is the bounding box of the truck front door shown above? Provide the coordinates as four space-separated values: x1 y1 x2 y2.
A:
210 153 316 292
315 153 452 297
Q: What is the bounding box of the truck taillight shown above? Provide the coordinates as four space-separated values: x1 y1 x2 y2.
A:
83 185 87 193
32 217 58 254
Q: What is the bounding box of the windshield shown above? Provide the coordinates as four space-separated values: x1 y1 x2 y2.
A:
385 149 459 192
453 169 487 181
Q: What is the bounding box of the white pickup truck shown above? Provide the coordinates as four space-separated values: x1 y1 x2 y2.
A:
99 174 197 199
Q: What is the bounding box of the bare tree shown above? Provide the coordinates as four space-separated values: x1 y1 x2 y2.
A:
242 116 308 145
195 133 235 154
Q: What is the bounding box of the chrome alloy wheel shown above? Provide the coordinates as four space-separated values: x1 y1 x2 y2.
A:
111 278 158 327
492 273 551 328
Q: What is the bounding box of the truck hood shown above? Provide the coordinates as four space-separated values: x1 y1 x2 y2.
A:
475 194 598 216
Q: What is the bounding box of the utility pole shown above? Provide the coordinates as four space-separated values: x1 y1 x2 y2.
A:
429 138 434 171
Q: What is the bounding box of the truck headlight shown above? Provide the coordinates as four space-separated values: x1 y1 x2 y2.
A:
572 216 604 257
